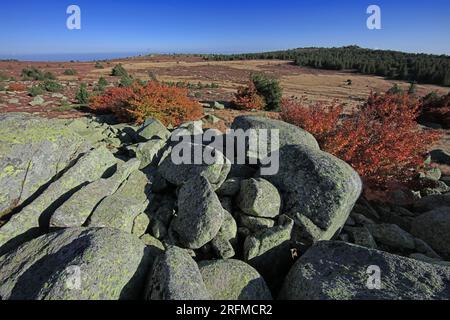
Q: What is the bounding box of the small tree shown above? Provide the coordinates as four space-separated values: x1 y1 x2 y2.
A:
76 83 90 104
63 69 78 76
111 64 128 77
250 73 283 111
95 77 109 92
28 86 45 97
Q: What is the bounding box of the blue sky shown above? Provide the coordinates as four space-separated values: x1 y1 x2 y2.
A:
0 0 449 56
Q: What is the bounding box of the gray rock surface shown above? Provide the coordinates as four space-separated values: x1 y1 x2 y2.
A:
411 207 450 259
237 178 281 218
158 142 231 190
231 116 320 160
261 145 362 245
49 159 141 228
170 175 224 249
0 113 88 217
279 241 450 300
0 147 116 253
199 259 272 300
137 118 170 141
0 228 152 300
366 223 415 251
145 246 210 300
87 170 150 233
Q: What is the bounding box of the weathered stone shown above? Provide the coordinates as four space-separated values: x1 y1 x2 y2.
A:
132 213 150 237
49 159 141 228
261 145 362 245
137 118 170 141
158 142 231 190
0 228 152 300
199 259 272 300
237 178 281 218
431 149 450 166
87 170 150 233
0 147 116 253
413 194 450 213
411 207 450 260
366 223 415 251
0 113 88 217
243 215 294 292
345 226 377 249
210 101 225 110
239 213 275 233
216 177 242 197
128 139 166 169
170 175 224 249
279 241 450 300
29 96 45 106
145 246 210 300
231 116 320 161
211 210 237 259
140 234 165 253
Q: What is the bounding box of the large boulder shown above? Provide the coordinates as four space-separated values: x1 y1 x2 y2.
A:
145 246 210 300
237 178 281 218
411 207 450 260
413 194 450 213
260 145 362 245
365 223 416 251
211 210 238 259
199 259 272 300
230 116 320 157
244 215 294 293
279 241 450 300
50 159 141 228
0 228 152 300
137 118 170 141
87 170 151 233
0 113 88 217
0 147 117 253
158 142 231 190
170 175 224 249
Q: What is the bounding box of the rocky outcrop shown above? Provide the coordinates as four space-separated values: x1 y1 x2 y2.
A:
169 175 224 249
0 147 117 253
145 246 210 300
0 228 152 300
0 113 89 217
279 241 450 300
199 259 272 300
261 145 362 245
411 207 450 260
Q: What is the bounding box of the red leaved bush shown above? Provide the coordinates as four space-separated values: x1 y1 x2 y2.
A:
90 81 203 126
233 82 265 111
280 97 343 144
7 83 26 92
281 93 442 193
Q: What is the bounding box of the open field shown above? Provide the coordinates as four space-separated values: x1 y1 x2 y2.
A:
1 55 449 146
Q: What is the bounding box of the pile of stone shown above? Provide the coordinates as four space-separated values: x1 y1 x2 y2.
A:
1 112 449 300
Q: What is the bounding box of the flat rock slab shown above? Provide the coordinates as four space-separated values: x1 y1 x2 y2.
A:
279 241 450 300
0 147 117 254
0 228 152 300
0 113 89 217
87 170 151 233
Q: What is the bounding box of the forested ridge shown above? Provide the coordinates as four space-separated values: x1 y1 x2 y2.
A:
201 46 450 87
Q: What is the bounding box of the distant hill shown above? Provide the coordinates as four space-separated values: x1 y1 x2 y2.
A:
201 46 450 87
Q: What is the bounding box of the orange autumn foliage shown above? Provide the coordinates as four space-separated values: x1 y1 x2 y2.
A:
89 81 203 126
281 93 442 192
7 83 26 92
280 97 343 143
233 82 265 111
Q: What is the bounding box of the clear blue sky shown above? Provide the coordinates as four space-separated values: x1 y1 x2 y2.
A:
0 0 449 56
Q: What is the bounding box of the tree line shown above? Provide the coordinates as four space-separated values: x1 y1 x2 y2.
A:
200 46 450 87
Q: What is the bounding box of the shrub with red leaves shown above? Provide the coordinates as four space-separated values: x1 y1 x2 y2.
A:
232 82 265 111
7 83 26 92
280 97 343 144
90 81 203 126
281 93 442 193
